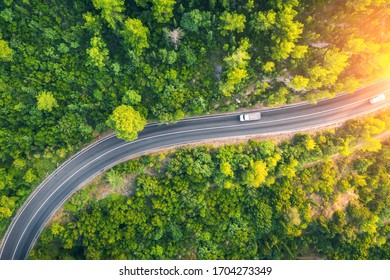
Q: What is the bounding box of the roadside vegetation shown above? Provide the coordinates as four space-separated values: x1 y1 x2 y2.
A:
0 0 389 238
30 110 390 259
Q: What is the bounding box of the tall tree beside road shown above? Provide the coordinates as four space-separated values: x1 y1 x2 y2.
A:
106 105 147 141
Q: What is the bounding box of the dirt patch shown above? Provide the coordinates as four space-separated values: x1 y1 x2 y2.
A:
323 190 358 219
308 194 323 218
309 189 359 220
94 173 139 199
49 207 68 225
95 182 118 200
244 83 255 96
374 131 390 141
48 173 135 224
124 174 138 197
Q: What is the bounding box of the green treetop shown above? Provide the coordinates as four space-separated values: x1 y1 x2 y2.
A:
86 35 109 69
106 105 147 141
0 39 13 61
243 160 269 188
151 0 176 23
92 0 124 29
121 18 149 55
36 91 58 112
180 9 203 32
219 12 246 36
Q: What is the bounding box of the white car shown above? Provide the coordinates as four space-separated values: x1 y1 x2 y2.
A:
369 94 386 104
239 112 261 121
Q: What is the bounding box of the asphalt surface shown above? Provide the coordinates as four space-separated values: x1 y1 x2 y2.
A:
1 79 390 260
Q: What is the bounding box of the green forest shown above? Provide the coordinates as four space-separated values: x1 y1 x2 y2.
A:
31 110 390 259
0 0 389 254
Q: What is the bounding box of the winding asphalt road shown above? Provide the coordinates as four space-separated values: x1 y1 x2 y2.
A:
1 79 390 260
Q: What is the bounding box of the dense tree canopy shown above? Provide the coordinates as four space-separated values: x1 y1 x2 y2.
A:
0 0 389 243
31 111 390 260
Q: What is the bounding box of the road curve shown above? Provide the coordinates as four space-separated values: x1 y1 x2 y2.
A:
1 79 390 260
